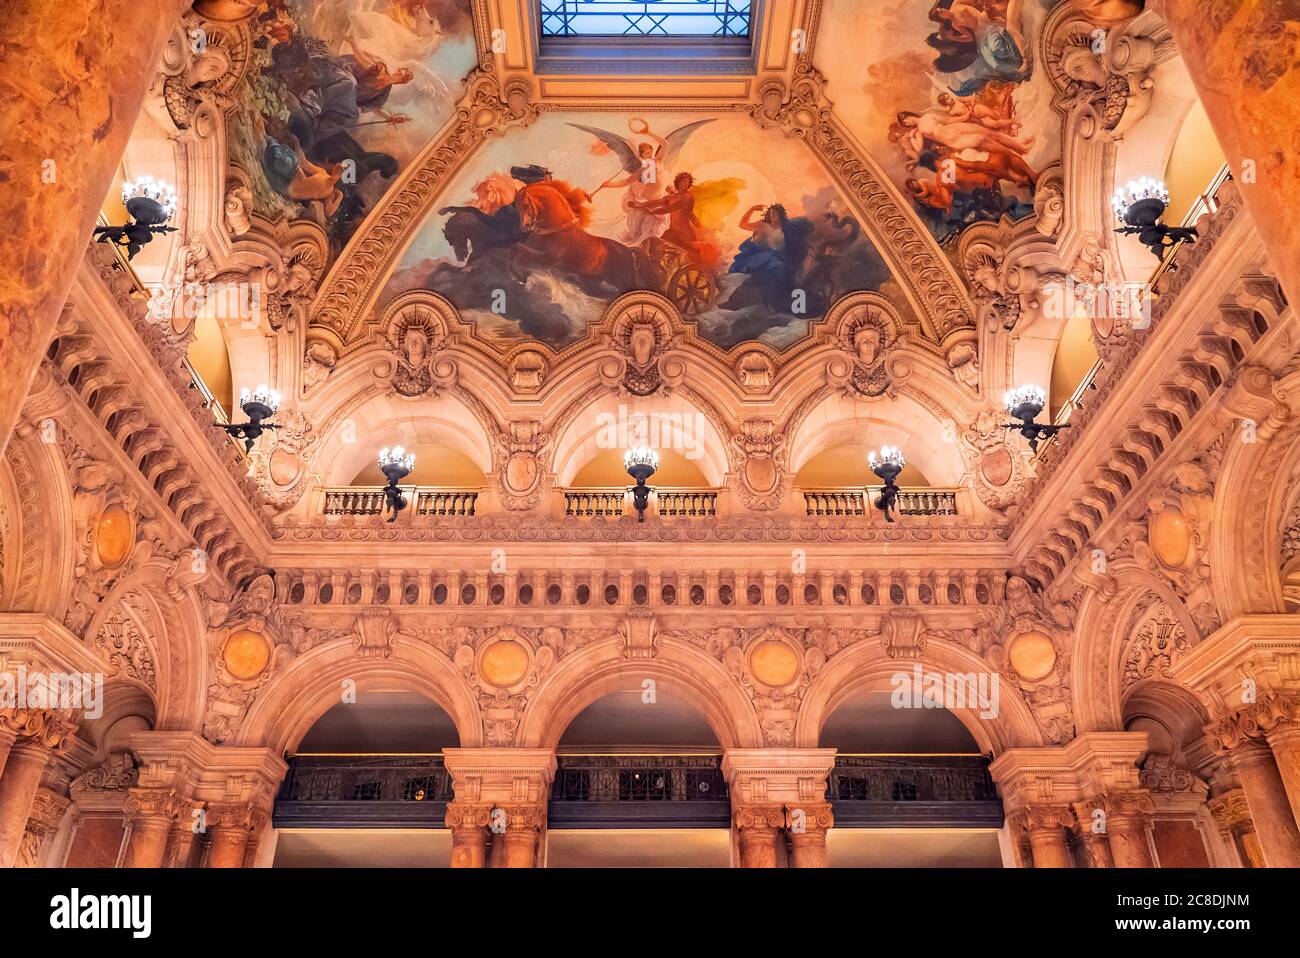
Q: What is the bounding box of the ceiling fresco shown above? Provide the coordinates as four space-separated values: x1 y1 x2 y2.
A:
380 111 911 351
815 0 1146 244
227 0 477 261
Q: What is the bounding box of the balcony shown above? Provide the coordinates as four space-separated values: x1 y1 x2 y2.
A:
827 755 1002 828
563 486 720 519
548 753 731 829
323 486 480 517
801 487 959 518
273 754 452 828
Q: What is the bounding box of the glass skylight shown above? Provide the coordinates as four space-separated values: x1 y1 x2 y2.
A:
540 0 752 38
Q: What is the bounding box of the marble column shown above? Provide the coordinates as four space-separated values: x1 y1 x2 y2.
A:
163 808 202 868
122 788 177 868
499 804 545 868
1151 2 1300 308
0 727 15 782
204 802 254 868
1228 741 1300 867
0 743 53 867
445 802 491 868
16 788 71 867
1264 721 1300 830
1103 792 1157 868
0 0 193 457
1208 790 1265 868
1072 799 1115 868
1014 805 1075 868
786 802 833 868
733 804 785 868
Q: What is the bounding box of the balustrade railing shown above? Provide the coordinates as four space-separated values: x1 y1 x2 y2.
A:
801 487 958 517
322 486 479 517
563 487 719 519
827 755 1002 827
273 754 452 828
548 753 731 828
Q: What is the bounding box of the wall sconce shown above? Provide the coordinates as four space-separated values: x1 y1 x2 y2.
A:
623 447 660 523
93 176 178 260
220 385 281 452
869 445 905 522
1112 177 1197 261
378 446 415 523
1003 384 1068 453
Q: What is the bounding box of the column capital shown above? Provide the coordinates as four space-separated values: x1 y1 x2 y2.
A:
497 802 546 833
732 802 786 833
1206 789 1254 836
785 800 834 835
124 786 189 826
0 708 78 754
27 787 71 829
1009 803 1075 835
204 800 256 834
444 801 493 830
1097 788 1156 821
1205 693 1300 753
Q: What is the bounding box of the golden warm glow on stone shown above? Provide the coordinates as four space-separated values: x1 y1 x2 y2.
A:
749 639 799 687
223 629 271 680
1150 508 1192 568
1008 631 1056 682
94 504 133 567
479 639 530 687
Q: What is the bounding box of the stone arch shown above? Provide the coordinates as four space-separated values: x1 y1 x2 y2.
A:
517 636 763 751
785 390 967 487
81 564 210 736
796 640 1043 755
1210 419 1300 618
548 390 732 488
305 388 496 490
1073 565 1201 734
2 429 77 617
235 640 482 754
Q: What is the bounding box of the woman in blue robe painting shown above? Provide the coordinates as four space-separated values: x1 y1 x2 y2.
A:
721 204 815 315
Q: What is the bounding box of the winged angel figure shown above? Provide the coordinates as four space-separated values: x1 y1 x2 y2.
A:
568 118 739 246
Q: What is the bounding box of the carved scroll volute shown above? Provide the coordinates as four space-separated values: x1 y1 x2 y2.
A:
1044 9 1157 142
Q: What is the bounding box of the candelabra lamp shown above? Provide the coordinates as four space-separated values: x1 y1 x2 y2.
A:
378 446 415 522
220 386 281 452
1112 177 1197 261
624 447 660 523
1003 384 1069 453
869 445 905 522
93 177 179 260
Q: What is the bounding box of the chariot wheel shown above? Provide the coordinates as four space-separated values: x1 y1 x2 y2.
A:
668 264 716 315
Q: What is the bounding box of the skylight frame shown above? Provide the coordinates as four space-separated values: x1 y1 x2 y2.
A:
534 0 762 75
539 1 753 39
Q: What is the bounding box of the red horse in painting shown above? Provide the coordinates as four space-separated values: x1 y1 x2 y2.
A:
513 179 643 294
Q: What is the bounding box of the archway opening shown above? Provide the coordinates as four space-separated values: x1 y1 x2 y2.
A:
818 689 1003 867
272 691 461 868
346 445 486 488
794 444 932 488
545 688 731 867
1121 682 1223 867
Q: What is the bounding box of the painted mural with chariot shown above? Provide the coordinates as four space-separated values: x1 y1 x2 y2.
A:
382 112 907 351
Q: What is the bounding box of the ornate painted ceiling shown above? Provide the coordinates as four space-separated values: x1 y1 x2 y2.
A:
189 0 1148 366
